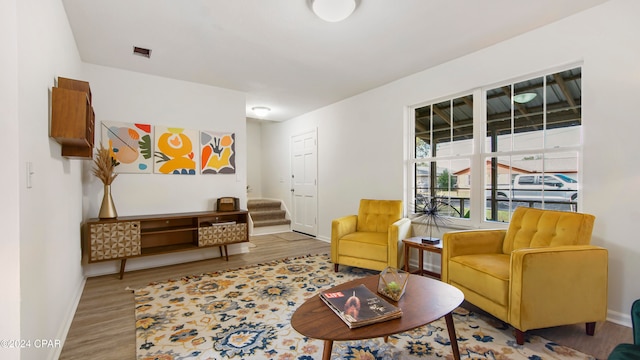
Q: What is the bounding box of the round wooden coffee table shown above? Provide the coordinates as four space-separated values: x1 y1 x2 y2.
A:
291 274 464 360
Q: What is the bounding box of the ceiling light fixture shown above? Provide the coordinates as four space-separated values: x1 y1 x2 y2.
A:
252 106 271 118
312 0 356 22
513 92 537 104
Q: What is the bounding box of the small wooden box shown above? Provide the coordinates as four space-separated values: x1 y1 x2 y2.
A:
217 197 239 212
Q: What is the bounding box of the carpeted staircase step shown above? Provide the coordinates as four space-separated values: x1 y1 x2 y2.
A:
250 209 287 221
247 199 282 209
248 199 291 228
252 218 291 227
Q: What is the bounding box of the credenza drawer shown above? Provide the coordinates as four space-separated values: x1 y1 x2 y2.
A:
88 221 141 261
198 223 247 246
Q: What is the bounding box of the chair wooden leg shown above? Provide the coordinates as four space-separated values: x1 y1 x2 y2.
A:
586 322 596 336
515 328 525 345
334 264 339 272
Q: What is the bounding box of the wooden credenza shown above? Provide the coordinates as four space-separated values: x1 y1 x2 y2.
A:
83 210 249 278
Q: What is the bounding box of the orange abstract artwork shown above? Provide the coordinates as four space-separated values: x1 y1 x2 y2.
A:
154 127 198 175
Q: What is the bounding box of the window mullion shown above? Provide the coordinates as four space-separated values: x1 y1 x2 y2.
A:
470 88 485 226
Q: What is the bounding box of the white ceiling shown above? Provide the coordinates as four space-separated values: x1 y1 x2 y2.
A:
61 0 609 122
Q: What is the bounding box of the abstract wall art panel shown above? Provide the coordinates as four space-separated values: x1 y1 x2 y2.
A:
101 121 153 173
200 131 236 174
153 126 198 175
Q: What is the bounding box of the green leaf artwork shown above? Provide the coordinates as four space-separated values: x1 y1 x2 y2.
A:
139 134 152 159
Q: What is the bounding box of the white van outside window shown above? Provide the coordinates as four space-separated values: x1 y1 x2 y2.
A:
512 174 577 202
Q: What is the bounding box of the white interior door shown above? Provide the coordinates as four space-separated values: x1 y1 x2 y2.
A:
290 130 317 236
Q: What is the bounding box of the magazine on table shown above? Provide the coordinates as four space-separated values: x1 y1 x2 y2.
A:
320 284 402 328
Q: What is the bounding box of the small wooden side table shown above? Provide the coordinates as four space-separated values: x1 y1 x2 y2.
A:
402 236 443 279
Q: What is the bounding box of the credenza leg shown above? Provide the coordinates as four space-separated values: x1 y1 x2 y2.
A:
445 312 461 360
322 340 333 360
218 245 230 261
119 259 127 280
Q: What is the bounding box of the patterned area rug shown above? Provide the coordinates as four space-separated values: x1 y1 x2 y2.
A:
134 254 595 360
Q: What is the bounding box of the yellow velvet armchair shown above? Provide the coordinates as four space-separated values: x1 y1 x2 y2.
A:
442 207 608 345
331 199 411 272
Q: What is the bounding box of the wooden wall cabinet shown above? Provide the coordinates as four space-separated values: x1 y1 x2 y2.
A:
83 210 249 278
50 77 95 159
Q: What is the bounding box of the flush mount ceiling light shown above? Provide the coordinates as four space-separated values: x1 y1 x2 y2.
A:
513 92 537 104
312 0 356 22
252 106 271 117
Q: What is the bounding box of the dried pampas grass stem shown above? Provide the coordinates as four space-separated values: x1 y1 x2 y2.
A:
92 143 118 185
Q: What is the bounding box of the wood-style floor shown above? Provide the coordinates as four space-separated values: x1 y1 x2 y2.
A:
60 233 631 360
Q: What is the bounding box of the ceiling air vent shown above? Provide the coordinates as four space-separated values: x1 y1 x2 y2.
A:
133 46 151 58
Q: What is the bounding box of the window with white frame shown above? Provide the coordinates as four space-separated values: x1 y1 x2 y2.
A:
412 94 474 219
410 66 582 224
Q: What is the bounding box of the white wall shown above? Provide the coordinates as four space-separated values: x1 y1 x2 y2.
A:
261 0 640 325
15 0 87 359
0 0 21 359
247 118 263 198
82 64 248 275
9 2 249 357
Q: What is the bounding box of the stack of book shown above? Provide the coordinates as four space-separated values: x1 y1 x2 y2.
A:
320 284 402 328
421 237 440 245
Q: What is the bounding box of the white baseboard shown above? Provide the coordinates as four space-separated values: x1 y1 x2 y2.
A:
52 275 86 360
606 308 632 328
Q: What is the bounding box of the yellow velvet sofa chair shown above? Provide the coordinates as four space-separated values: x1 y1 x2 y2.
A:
331 199 411 272
442 207 608 345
